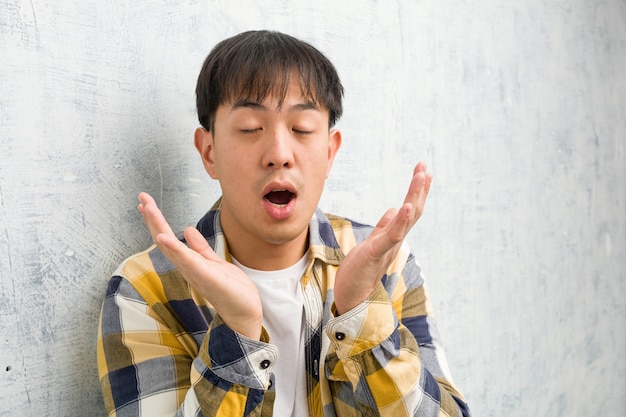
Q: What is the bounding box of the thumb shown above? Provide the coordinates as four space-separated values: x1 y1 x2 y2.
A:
183 227 220 261
375 208 398 230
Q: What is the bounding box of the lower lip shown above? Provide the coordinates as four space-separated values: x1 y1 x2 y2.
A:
263 197 296 220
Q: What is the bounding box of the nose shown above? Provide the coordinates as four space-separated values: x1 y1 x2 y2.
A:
262 128 294 168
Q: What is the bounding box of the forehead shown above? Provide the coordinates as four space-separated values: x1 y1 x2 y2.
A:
225 79 325 113
217 102 328 128
226 69 321 105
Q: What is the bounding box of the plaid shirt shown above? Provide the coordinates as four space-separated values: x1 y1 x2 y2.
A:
97 204 470 417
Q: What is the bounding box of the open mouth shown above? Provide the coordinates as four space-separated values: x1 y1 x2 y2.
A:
264 190 295 206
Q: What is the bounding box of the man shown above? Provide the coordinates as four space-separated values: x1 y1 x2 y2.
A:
97 30 470 417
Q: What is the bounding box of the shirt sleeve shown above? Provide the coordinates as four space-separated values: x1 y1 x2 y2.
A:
323 249 471 417
97 273 277 417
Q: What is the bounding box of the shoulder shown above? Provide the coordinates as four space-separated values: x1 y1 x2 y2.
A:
107 244 189 307
324 212 373 242
310 210 374 257
318 210 420 273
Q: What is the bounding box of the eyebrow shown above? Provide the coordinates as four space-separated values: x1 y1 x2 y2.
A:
231 100 320 113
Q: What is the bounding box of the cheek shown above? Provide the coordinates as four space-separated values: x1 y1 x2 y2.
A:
302 142 331 163
312 148 334 177
306 155 333 190
215 146 246 174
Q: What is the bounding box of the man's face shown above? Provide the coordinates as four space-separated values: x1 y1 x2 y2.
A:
195 76 341 269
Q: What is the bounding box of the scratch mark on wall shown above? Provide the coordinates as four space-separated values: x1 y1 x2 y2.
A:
157 153 163 208
0 182 29 406
27 0 40 46
0 184 13 273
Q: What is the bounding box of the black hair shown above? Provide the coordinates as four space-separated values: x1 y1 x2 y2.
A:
196 30 344 132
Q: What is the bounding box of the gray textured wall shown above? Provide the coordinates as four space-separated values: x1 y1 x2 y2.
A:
1 1 624 416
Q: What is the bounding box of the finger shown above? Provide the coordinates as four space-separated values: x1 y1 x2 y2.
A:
403 165 427 207
369 205 411 258
415 162 433 204
387 202 413 242
413 161 427 176
414 172 432 218
375 208 398 230
154 231 186 252
183 227 221 262
138 192 177 243
403 163 432 222
419 172 433 211
154 233 209 287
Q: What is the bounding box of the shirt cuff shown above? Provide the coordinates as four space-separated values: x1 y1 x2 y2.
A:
198 314 278 390
325 282 397 360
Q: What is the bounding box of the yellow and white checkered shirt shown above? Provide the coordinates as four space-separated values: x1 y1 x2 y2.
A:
97 204 470 416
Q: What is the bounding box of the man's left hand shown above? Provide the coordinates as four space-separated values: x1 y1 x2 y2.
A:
333 162 432 315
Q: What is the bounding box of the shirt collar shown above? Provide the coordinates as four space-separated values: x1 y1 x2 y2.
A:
196 200 345 267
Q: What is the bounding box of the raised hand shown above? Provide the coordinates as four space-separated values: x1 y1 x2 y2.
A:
137 192 263 340
333 162 433 315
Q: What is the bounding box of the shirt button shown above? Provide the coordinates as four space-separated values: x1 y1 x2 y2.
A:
260 359 271 369
335 332 346 341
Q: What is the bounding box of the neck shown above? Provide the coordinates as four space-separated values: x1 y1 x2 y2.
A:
228 233 309 271
219 216 310 271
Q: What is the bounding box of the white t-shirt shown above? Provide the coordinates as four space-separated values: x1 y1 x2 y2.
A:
231 253 310 417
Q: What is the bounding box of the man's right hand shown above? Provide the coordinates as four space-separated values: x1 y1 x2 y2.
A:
137 192 263 340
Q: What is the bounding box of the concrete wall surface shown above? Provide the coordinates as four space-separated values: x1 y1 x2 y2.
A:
1 1 624 416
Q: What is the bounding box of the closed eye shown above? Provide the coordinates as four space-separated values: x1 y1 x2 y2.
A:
240 128 262 134
293 128 313 135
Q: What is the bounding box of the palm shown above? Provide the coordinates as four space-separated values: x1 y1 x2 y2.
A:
334 163 432 314
138 192 263 340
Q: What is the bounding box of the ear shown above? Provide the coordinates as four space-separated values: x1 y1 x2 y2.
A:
325 129 342 178
194 127 219 179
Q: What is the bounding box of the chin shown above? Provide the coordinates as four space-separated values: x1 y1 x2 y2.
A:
262 224 309 247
